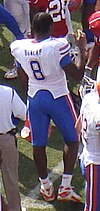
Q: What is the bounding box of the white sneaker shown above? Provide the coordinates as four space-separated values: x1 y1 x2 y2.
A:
57 186 81 202
4 68 18 79
40 183 56 202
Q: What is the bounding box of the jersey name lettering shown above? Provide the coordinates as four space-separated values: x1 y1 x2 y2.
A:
25 49 42 56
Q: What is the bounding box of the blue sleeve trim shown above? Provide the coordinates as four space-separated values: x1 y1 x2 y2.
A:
15 61 22 68
60 54 72 68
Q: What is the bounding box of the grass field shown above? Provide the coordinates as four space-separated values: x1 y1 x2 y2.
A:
0 9 85 211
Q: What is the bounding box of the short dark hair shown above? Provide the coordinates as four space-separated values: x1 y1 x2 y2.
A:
32 12 53 35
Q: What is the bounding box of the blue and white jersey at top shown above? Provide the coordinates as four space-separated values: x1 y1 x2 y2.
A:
10 37 72 98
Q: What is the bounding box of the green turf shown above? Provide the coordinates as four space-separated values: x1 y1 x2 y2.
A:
0 11 85 210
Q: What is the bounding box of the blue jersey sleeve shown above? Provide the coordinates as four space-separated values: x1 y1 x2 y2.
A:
60 53 72 68
0 4 24 40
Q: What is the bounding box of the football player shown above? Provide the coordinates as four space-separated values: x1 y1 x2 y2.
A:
29 0 79 137
10 12 86 202
75 80 100 211
29 0 74 37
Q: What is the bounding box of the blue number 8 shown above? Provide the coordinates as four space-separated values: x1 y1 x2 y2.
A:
30 61 45 80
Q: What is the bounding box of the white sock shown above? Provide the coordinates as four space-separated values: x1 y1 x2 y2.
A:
61 174 72 187
39 176 51 190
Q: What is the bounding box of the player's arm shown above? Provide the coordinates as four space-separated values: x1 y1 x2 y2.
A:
63 62 84 81
15 61 28 98
65 3 74 35
61 30 86 81
86 42 100 70
0 4 24 39
18 67 28 98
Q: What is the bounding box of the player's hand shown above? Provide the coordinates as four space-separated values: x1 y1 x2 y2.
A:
75 29 87 51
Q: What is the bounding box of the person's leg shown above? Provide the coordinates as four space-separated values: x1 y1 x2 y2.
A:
33 146 48 179
33 146 55 201
57 141 81 202
33 144 55 202
4 0 30 79
63 142 79 174
3 0 19 79
29 92 55 201
49 94 81 201
84 164 100 211
50 93 79 175
0 134 21 211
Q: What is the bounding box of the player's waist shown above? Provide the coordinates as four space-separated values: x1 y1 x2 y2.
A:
28 78 69 98
28 87 69 98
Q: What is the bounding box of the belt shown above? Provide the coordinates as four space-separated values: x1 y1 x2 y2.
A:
0 128 17 135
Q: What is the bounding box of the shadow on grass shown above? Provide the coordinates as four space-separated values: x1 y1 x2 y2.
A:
51 201 84 211
18 147 85 210
18 150 38 194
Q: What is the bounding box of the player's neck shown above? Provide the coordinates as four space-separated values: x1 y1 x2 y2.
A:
34 34 50 42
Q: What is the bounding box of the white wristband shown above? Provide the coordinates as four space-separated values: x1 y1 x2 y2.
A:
85 66 92 71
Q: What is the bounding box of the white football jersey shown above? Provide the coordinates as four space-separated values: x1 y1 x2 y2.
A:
80 90 100 166
10 37 71 98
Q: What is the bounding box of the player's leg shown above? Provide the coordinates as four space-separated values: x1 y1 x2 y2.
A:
28 91 55 201
3 0 19 79
0 134 21 211
49 93 81 202
4 0 30 79
84 164 100 211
